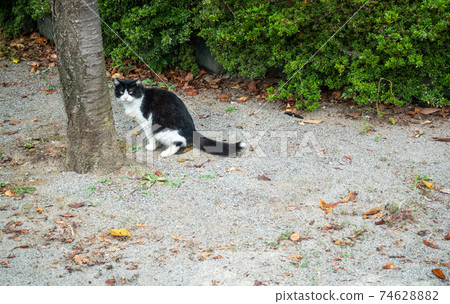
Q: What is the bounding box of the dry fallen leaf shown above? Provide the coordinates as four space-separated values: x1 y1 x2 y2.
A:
445 233 450 240
105 278 115 285
238 96 248 102
132 130 139 136
288 254 303 261
10 121 20 125
201 252 211 258
60 213 76 217
184 88 198 96
423 240 439 249
363 206 381 216
420 108 440 115
432 268 446 280
303 119 323 124
172 235 188 241
227 167 242 172
109 228 131 237
36 207 43 214
421 180 435 189
257 174 271 181
181 145 193 153
441 189 450 195
382 262 397 269
319 200 327 210
73 255 89 264
212 255 223 259
217 93 232 99
68 202 85 208
289 232 300 241
340 191 357 203
4 190 15 197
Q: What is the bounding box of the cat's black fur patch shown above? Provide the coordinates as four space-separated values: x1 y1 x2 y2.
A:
115 79 246 156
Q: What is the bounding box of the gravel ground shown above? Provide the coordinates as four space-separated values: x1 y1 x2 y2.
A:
0 61 449 286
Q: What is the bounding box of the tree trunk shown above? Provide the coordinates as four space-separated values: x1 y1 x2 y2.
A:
52 0 123 173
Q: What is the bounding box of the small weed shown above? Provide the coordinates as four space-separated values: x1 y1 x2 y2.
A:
98 179 111 184
225 107 237 113
198 174 219 179
85 186 96 191
130 145 141 153
141 172 181 189
268 231 293 248
374 136 380 142
0 181 9 187
413 174 432 189
380 156 388 162
342 252 352 258
24 142 34 149
389 117 396 125
13 186 36 195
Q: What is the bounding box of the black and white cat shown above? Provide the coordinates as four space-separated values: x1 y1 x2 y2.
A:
114 79 246 157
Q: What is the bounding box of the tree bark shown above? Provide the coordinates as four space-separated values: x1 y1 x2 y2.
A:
52 0 123 173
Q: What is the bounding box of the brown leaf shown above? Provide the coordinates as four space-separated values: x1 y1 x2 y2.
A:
423 240 439 249
4 130 19 135
127 265 138 270
238 96 248 102
227 167 242 172
4 190 15 197
289 232 300 241
185 73 194 82
217 93 231 99
184 88 198 96
212 255 223 259
73 255 89 264
347 111 361 117
105 278 116 285
69 202 85 208
60 213 76 217
12 245 29 250
36 207 43 214
257 174 271 181
10 121 20 125
319 200 327 210
363 206 381 216
445 233 450 240
303 119 323 124
40 89 54 95
432 268 446 280
201 252 211 258
288 254 302 261
382 262 397 269
419 108 440 115
340 191 357 203
248 81 257 90
433 137 450 142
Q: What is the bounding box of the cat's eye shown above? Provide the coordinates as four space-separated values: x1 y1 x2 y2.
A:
129 91 133 94
120 91 124 94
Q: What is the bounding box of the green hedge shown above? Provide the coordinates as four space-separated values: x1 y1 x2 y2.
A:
2 0 448 110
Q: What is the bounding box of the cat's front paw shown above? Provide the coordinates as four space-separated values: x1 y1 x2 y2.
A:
146 142 157 151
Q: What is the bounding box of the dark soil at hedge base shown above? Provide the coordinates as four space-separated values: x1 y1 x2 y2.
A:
0 61 449 286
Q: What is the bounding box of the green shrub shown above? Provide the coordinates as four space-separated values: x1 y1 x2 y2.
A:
0 0 50 36
99 0 199 72
1 0 448 110
199 0 449 110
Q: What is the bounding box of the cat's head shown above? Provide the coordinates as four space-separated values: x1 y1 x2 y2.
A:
114 79 144 103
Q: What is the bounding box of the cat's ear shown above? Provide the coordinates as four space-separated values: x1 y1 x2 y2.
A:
113 78 120 86
135 79 142 86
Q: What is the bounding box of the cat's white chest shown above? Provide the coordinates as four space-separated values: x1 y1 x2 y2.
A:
122 97 145 122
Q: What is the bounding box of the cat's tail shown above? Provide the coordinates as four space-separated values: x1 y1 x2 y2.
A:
193 132 246 156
